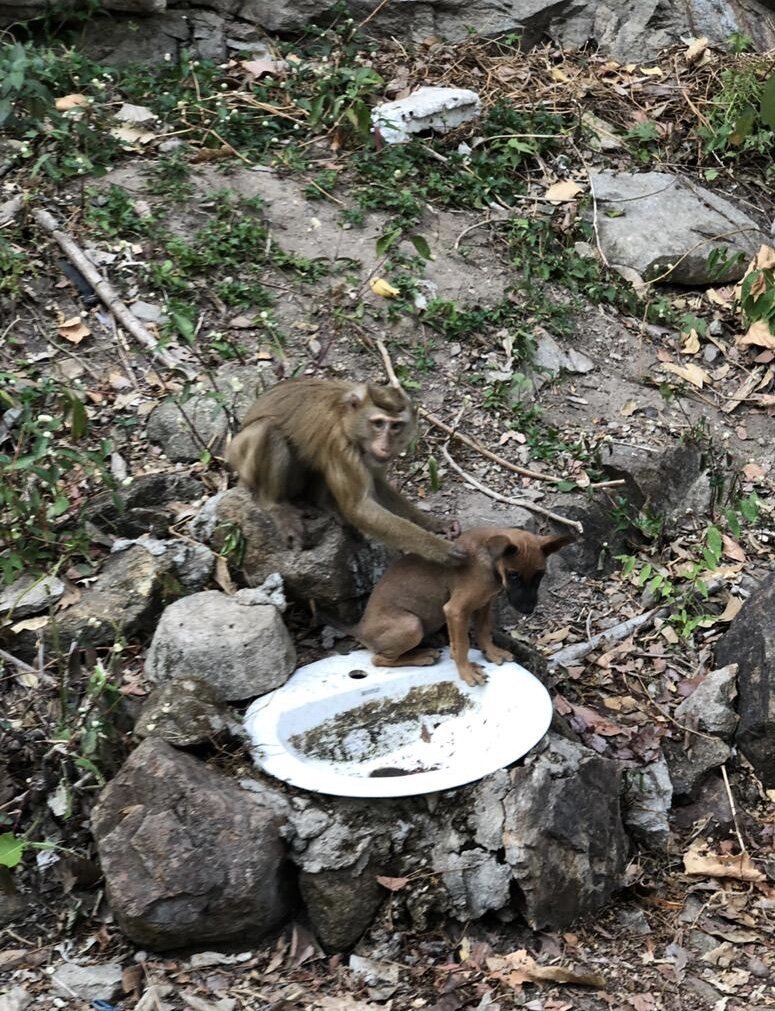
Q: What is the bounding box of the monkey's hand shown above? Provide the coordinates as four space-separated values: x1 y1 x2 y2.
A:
445 542 469 566
441 518 462 540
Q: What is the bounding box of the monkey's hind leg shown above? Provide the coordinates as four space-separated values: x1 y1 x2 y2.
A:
362 612 440 668
252 422 307 550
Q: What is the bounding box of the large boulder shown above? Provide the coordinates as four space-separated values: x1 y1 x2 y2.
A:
210 487 388 623
589 171 767 285
145 585 296 701
91 738 293 949
715 576 775 787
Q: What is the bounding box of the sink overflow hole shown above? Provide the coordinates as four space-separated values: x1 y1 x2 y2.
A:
348 669 368 679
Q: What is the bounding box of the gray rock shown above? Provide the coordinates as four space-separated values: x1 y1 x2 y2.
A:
0 867 26 927
147 363 273 463
623 756 672 849
287 733 627 932
51 962 123 1003
110 536 214 593
135 677 244 746
299 865 384 953
212 488 388 624
0 573 64 619
92 739 293 949
145 589 295 701
674 664 739 740
615 906 651 936
130 300 166 324
715 576 775 786
0 987 33 1011
589 171 767 285
8 546 174 660
664 736 731 803
85 471 204 539
533 332 595 377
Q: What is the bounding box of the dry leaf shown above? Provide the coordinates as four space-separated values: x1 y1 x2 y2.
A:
721 534 746 563
190 144 236 163
684 37 709 64
241 58 287 78
681 329 701 354
639 65 664 76
489 949 606 988
742 462 765 480
738 319 775 350
545 180 583 204
57 316 91 343
661 361 711 388
706 287 734 307
110 125 156 146
370 277 400 298
115 102 155 123
376 874 409 891
660 625 679 644
550 67 570 83
620 399 638 417
214 555 235 594
55 93 89 111
683 841 765 881
718 595 743 623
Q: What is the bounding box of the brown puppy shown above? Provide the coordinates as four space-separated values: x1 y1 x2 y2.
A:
355 527 572 686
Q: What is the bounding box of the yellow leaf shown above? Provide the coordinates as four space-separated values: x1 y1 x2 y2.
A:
620 399 638 417
370 277 400 298
681 329 701 354
737 319 775 350
545 180 583 204
660 625 679 644
550 67 570 82
55 93 89 111
57 316 91 344
640 65 664 76
661 361 711 388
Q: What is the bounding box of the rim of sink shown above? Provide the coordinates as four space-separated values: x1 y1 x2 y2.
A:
244 648 552 798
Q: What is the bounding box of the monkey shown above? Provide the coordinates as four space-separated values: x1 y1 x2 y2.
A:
226 378 466 565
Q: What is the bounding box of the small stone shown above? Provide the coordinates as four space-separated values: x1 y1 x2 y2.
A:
130 300 166 324
51 961 123 1003
703 344 719 363
623 756 672 849
664 736 731 802
615 906 651 935
135 677 243 746
674 664 738 740
0 987 33 1011
0 573 64 619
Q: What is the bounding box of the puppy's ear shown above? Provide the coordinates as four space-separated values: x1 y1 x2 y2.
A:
540 533 575 556
487 535 519 560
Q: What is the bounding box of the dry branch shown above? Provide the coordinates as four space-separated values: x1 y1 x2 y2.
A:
31 207 178 369
441 448 583 534
546 606 663 669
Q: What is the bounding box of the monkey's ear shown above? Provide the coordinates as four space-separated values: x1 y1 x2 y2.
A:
343 383 368 409
487 535 518 560
540 533 575 556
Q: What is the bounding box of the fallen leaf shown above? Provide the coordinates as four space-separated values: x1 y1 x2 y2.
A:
742 462 765 480
370 277 400 298
661 361 711 388
684 37 709 65
721 534 746 563
717 595 743 622
55 93 89 111
738 319 775 350
545 180 583 204
214 555 235 594
57 316 91 343
683 841 765 881
706 287 734 307
56 578 81 612
241 57 287 78
489 949 606 988
376 874 409 891
639 65 664 76
110 125 156 146
681 329 701 354
541 625 571 644
660 625 679 644
550 67 570 83
190 144 236 164
620 399 638 417
115 102 156 123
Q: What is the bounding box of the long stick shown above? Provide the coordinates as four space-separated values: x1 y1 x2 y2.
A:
422 408 571 485
546 607 663 669
31 207 178 369
441 447 583 534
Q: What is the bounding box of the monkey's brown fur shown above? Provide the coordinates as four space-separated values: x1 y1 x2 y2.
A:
355 527 573 686
226 378 464 565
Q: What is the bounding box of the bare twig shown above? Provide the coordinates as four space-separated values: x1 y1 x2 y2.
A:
375 337 402 389
420 408 570 485
441 447 583 533
721 763 747 853
0 647 39 675
547 607 664 669
31 207 178 369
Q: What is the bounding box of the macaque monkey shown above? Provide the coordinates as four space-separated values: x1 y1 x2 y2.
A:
226 378 465 565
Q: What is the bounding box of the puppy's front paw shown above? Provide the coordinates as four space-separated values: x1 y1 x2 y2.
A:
484 646 512 665
459 662 487 687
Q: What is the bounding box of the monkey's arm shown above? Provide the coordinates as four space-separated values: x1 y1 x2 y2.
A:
342 495 465 565
373 477 448 533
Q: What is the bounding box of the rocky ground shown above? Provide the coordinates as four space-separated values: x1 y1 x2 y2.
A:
1 15 775 1011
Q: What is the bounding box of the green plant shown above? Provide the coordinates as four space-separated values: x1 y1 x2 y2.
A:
697 61 775 160
0 237 28 296
740 262 775 337
0 373 113 584
625 120 661 162
84 184 154 237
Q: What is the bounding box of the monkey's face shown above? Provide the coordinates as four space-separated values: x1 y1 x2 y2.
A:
345 385 415 468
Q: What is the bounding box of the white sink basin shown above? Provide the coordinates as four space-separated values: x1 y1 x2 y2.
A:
244 648 553 798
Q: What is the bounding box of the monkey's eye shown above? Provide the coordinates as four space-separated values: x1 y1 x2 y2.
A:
371 418 386 431
389 422 404 434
